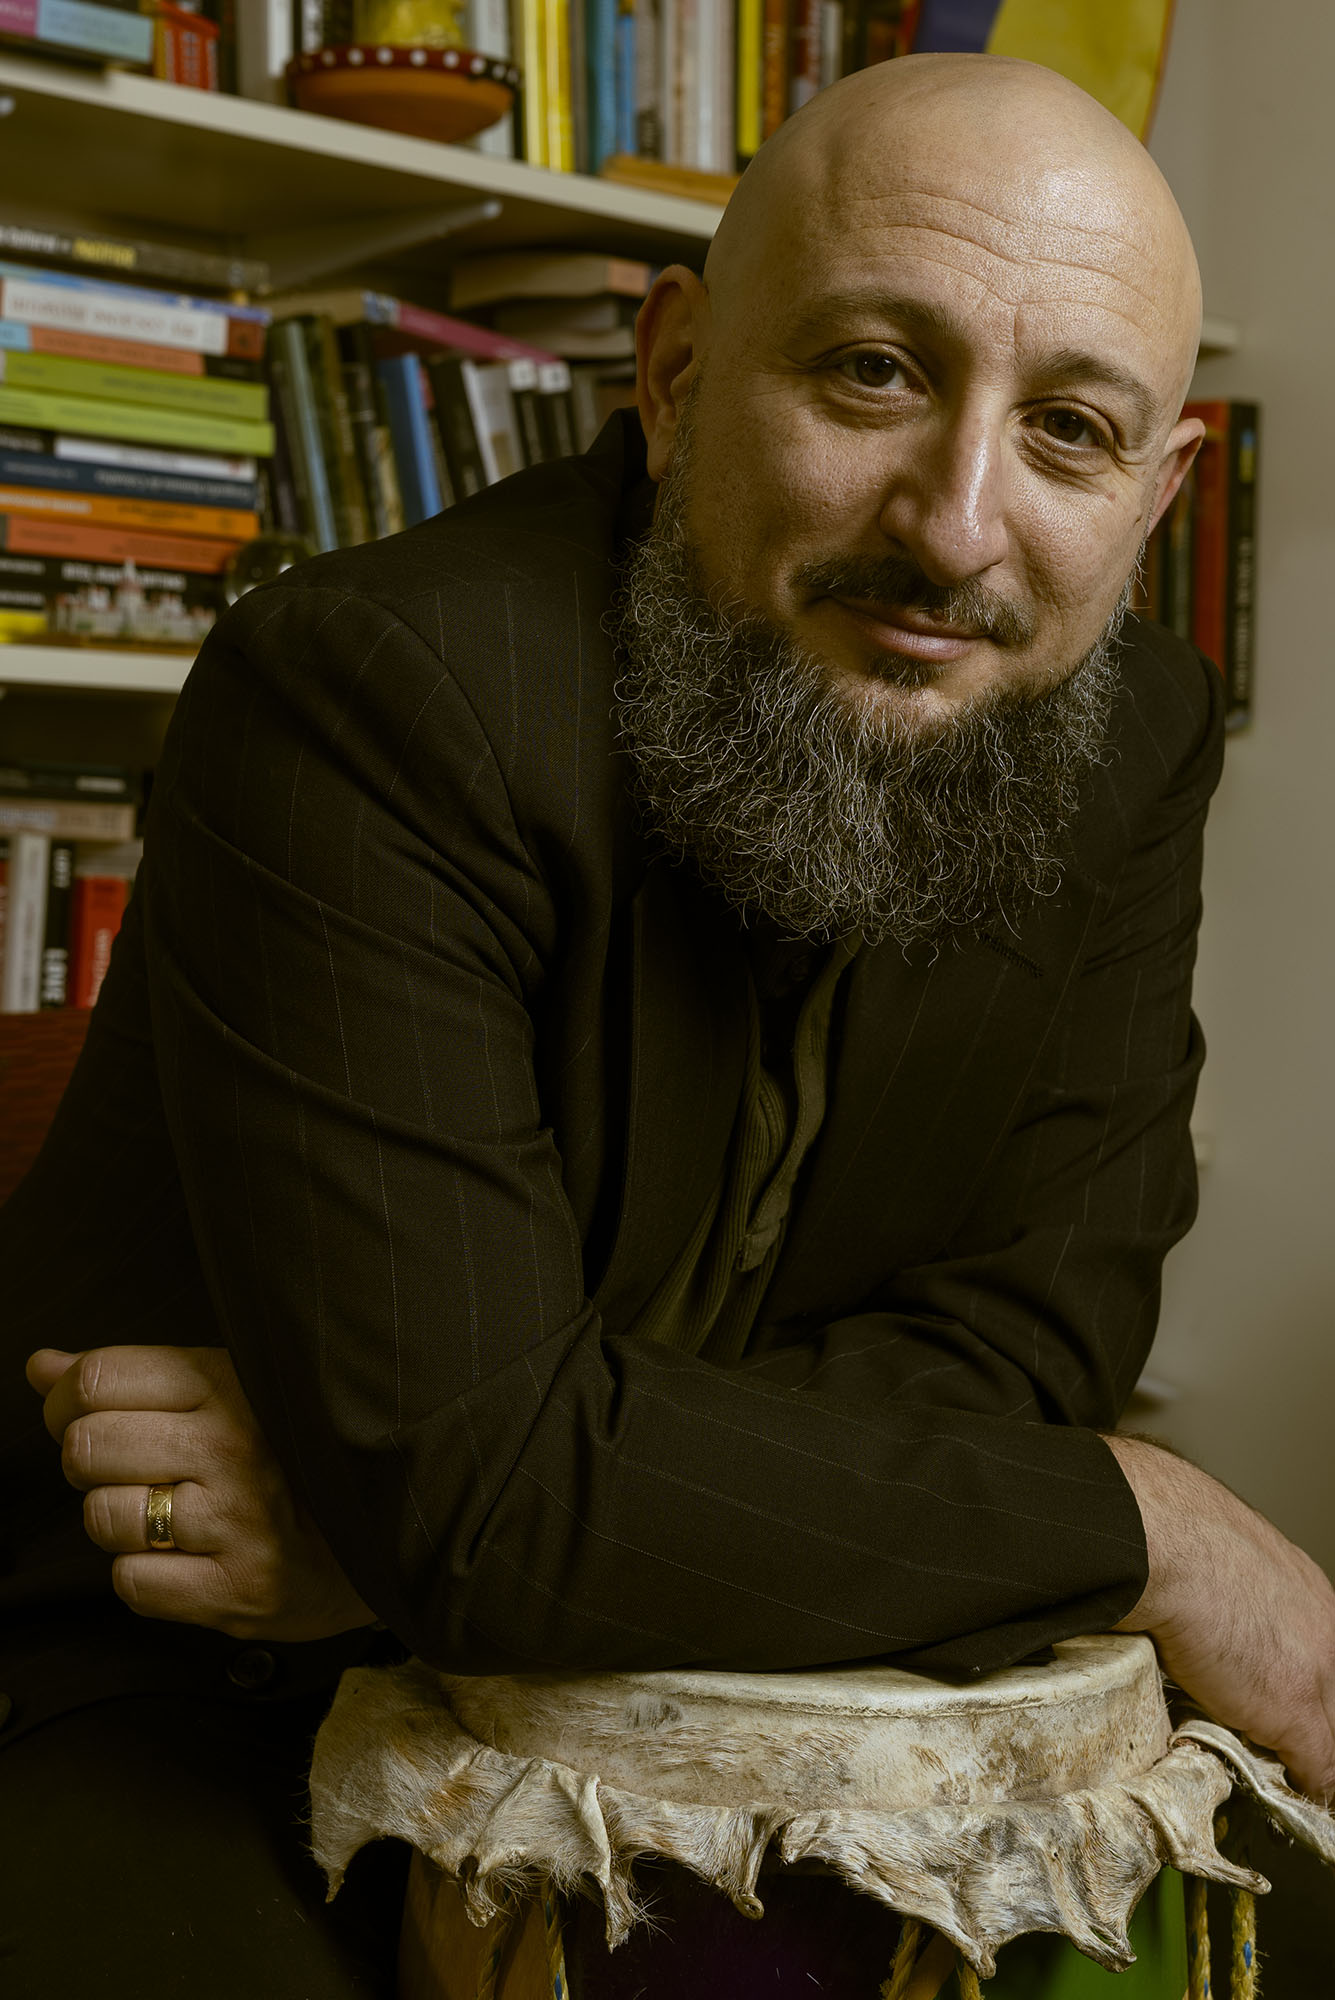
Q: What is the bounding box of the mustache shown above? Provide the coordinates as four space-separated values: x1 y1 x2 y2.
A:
792 555 1037 650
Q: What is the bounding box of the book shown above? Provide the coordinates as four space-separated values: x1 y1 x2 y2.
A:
265 288 561 365
735 0 762 160
761 0 787 138
38 840 74 1009
0 385 275 458
0 796 139 840
265 318 338 553
297 316 370 548
0 0 153 66
464 0 515 157
424 356 490 499
0 427 258 484
0 832 47 1015
0 264 269 361
1182 399 1258 727
68 842 141 1009
491 296 637 359
514 0 548 163
0 318 265 381
0 221 268 298
586 0 618 174
336 323 406 540
375 354 446 526
504 357 547 465
542 0 577 171
0 515 245 573
0 557 224 647
152 0 220 88
0 759 140 804
448 250 654 310
0 349 271 424
0 483 261 540
0 445 262 513
535 359 577 458
461 360 525 483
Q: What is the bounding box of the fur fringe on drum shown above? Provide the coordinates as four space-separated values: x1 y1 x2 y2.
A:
308 1658 1327 1980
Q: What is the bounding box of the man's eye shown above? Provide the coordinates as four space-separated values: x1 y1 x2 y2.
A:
1040 407 1104 448
838 352 907 389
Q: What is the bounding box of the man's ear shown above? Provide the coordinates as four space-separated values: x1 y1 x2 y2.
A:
636 266 709 481
1146 414 1206 536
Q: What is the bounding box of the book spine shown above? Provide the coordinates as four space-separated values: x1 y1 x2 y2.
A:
0 759 138 803
3 2 154 66
374 355 444 526
0 799 138 840
535 359 577 458
1183 400 1228 684
1159 474 1195 641
634 0 661 155
0 273 267 361
10 323 264 382
0 832 49 1012
712 0 735 175
818 0 840 84
0 484 261 539
389 304 555 366
614 0 636 156
542 0 576 171
299 317 370 548
586 0 618 173
1224 402 1259 726
68 873 131 1010
4 430 260 483
506 357 547 465
736 0 763 160
0 447 261 512
515 0 548 163
0 839 7 996
567 363 605 451
0 223 267 295
0 552 221 596
426 358 490 500
761 0 787 137
266 320 338 553
337 323 406 539
0 516 243 573
38 839 74 1009
0 260 270 326
0 386 274 458
788 0 821 109
0 348 270 423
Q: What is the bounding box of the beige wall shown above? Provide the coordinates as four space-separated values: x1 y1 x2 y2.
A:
1143 0 1335 1565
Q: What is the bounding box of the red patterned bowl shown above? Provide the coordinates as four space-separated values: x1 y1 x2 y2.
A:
287 44 520 144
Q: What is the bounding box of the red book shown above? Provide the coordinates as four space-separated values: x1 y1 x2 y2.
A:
67 874 130 1009
761 0 788 137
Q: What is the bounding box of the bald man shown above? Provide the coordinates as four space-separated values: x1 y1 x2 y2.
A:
6 52 1335 1995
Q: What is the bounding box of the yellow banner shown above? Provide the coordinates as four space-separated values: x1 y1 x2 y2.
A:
987 0 1175 136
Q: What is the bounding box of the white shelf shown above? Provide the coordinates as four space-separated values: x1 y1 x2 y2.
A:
0 56 723 273
0 645 191 693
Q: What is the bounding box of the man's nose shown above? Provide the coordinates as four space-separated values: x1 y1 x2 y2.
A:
877 409 1010 586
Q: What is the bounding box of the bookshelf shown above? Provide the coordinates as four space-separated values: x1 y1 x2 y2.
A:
0 55 1241 705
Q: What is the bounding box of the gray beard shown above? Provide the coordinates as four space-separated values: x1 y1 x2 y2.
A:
613 471 1129 949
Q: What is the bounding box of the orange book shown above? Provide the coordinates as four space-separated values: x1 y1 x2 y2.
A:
0 483 260 540
0 515 241 573
68 874 130 1009
26 325 208 376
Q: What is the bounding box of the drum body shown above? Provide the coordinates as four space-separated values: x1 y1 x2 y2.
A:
309 1636 1285 1998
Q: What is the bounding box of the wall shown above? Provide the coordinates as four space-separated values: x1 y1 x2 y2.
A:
1145 1 1335 1569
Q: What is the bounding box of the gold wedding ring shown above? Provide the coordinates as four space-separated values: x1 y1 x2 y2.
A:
145 1482 177 1551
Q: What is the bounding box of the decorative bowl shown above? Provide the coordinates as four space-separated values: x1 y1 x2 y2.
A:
287 44 519 145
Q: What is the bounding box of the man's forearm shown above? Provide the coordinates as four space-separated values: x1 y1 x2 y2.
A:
1105 1432 1335 1800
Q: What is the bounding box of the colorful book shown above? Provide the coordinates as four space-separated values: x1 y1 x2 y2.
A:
266 318 338 554
0 319 264 381
424 357 490 500
0 0 153 66
297 316 370 549
265 288 561 365
0 264 268 361
1183 399 1258 727
0 796 138 840
0 831 47 1014
586 0 619 173
38 840 74 1010
0 515 244 573
375 354 445 526
0 483 261 539
0 445 261 513
0 427 258 485
514 0 548 163
68 866 132 1010
0 221 267 296
337 323 406 541
0 349 270 424
0 385 274 458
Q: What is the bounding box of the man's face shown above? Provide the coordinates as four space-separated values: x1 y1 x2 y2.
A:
668 157 1190 727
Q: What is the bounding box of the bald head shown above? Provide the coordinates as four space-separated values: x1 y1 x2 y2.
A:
705 54 1201 406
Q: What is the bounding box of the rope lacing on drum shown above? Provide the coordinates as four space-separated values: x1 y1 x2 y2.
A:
1190 1811 1261 2000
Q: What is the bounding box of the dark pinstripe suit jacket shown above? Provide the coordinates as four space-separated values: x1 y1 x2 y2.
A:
0 413 1225 1713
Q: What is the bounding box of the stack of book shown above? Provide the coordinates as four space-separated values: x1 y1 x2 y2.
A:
448 248 652 363
0 0 154 70
0 762 142 1015
0 260 273 651
1139 399 1259 730
263 287 619 542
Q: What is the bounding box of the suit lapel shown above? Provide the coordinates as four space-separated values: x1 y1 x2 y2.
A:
592 863 749 1335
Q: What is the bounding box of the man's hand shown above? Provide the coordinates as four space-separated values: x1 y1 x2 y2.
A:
27 1345 378 1644
1107 1433 1335 1802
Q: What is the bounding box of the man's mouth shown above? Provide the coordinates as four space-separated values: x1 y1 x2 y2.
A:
831 596 985 663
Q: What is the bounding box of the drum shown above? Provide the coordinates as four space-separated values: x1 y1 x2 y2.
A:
308 1637 1333 1999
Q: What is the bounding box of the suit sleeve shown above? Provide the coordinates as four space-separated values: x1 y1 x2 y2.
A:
146 583 1217 1678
